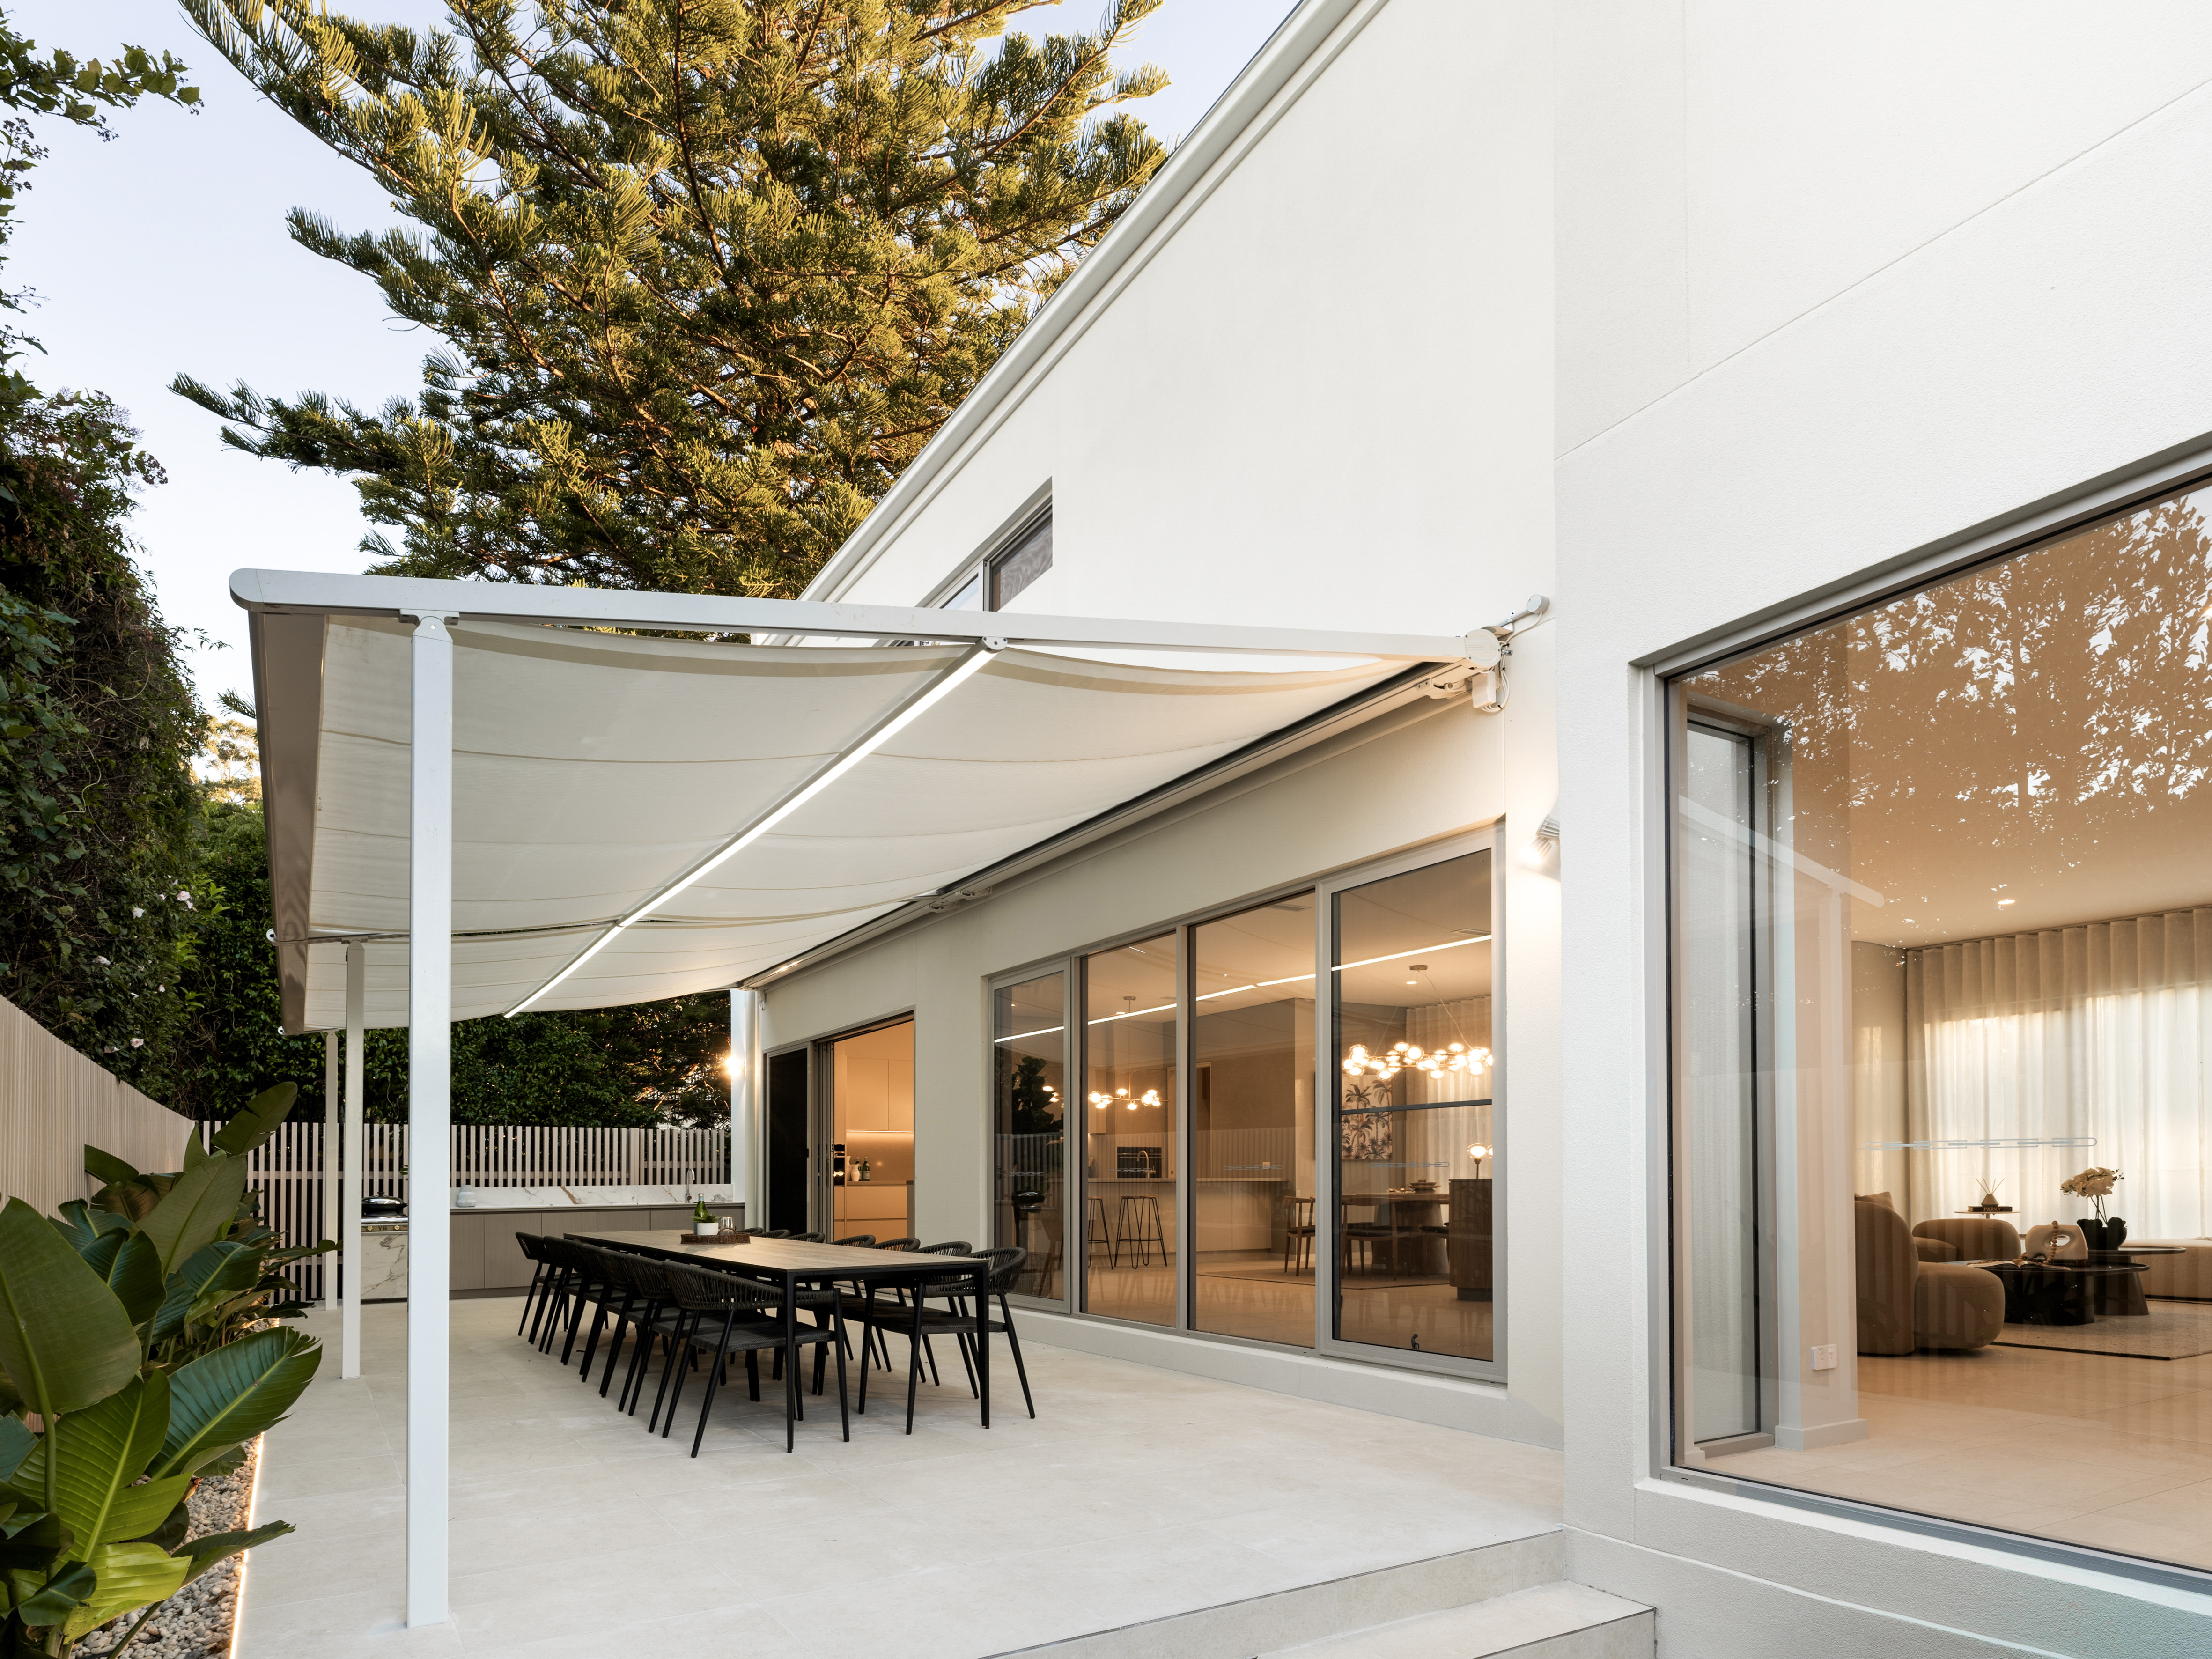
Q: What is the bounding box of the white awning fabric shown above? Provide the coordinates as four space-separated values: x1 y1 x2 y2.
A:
279 617 1412 1029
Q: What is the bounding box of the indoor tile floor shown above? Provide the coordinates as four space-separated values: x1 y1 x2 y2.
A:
1709 1308 2212 1572
235 1298 1563 1659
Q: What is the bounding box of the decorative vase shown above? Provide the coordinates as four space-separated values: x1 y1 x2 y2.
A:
2077 1217 2108 1251
2106 1217 2127 1250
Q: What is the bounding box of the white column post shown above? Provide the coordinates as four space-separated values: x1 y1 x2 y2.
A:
342 942 366 1380
731 989 762 1224
322 1032 339 1307
405 612 455 1628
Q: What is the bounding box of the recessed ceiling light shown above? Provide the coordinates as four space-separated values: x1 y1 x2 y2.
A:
1998 899 2016 907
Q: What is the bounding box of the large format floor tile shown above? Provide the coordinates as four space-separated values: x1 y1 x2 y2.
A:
234 1298 1563 1658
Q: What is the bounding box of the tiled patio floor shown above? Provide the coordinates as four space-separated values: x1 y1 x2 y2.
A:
236 1299 1563 1659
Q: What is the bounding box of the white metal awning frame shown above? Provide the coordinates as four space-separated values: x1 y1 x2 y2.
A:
233 567 1497 1629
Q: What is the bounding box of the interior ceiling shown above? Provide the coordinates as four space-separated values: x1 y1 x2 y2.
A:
1689 487 2212 950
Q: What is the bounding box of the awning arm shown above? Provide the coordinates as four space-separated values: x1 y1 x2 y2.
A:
229 568 1497 668
506 642 1001 1015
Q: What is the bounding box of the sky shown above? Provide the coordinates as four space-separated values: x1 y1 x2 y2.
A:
11 0 1293 708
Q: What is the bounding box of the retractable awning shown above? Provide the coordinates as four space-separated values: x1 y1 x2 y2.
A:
241 572 1487 1033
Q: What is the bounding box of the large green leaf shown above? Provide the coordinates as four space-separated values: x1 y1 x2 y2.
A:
180 1519 292 1585
61 1541 191 1637
211 1083 298 1158
135 1155 249 1278
150 1242 256 1343
81 1147 142 1189
13 1371 175 1548
9 1556 94 1626
102 1235 165 1329
0 1198 140 1425
49 1202 127 1255
0 1417 31 1486
149 1327 321 1480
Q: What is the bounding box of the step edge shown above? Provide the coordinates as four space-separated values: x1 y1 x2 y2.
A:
1477 1606 1657 1659
985 1527 1568 1659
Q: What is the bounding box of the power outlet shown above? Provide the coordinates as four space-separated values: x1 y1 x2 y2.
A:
1809 1343 1838 1372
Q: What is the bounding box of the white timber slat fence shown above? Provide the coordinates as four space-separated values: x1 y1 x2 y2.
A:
196 1122 731 1299
0 994 192 1217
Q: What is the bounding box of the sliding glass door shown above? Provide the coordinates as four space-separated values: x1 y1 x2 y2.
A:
993 971 1068 1301
1191 895 1316 1346
1328 848 1497 1364
1081 932 1180 1326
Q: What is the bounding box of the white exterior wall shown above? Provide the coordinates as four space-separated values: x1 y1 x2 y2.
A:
759 0 2212 1649
760 0 1562 1437
1560 2 2212 1652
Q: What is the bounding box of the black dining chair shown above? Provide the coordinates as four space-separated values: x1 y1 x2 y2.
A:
658 1263 848 1454
868 1246 1032 1430
515 1233 559 1341
854 1241 973 1394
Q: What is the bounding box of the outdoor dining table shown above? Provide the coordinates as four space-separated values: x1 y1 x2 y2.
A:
567 1231 993 1428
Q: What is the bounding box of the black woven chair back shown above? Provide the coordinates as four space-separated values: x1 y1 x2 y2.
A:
921 1241 972 1254
833 1234 877 1247
978 1246 1027 1294
516 1232 549 1263
593 1247 637 1290
793 1231 826 1243
876 1236 920 1252
756 1229 791 1239
664 1263 776 1315
626 1257 674 1300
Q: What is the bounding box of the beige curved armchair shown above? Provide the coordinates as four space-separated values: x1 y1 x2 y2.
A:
1856 1198 2005 1356
1911 1216 2021 1262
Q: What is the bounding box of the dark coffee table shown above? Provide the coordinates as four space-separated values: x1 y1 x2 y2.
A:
1986 1261 2094 1325
2086 1250 2167 1316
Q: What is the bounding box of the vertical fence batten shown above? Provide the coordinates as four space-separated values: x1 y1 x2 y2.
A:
0 995 192 1215
194 1121 731 1294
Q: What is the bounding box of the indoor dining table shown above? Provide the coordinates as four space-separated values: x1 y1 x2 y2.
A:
567 1231 993 1429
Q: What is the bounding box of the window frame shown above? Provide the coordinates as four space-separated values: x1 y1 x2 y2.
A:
1647 453 2212 1598
922 496 1054 614
1313 829 1506 1383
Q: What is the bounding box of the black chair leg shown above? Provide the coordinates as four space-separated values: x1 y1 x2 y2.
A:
691 1320 733 1457
746 1349 760 1402
1000 1293 1037 1419
650 1314 692 1433
905 1299 926 1434
833 1304 851 1443
517 1264 546 1335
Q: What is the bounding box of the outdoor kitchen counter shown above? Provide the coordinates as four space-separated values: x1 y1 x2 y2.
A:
447 1198 744 1292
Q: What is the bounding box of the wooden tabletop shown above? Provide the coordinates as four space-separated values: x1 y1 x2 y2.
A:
568 1229 981 1278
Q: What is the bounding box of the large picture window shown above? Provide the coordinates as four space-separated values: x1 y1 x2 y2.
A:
1668 480 2212 1576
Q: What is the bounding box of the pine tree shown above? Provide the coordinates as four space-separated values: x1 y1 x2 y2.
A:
172 0 1167 596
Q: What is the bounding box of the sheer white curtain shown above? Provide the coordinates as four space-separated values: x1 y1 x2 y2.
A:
1907 910 2212 1238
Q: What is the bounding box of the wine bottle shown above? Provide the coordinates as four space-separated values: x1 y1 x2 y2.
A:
693 1196 715 1237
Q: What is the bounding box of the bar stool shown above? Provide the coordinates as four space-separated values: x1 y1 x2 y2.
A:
1117 1195 1167 1266
1085 1196 1116 1265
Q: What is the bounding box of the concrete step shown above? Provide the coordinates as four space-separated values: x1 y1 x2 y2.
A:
993 1531 1574 1659
1259 1582 1654 1659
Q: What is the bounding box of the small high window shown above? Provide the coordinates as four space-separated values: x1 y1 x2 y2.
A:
937 509 1052 612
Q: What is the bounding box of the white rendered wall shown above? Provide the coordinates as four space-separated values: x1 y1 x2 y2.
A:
1559 1 2212 1650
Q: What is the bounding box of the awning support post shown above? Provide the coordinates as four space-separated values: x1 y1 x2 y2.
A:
342 941 365 1379
322 1032 338 1308
404 612 455 1629
730 989 762 1223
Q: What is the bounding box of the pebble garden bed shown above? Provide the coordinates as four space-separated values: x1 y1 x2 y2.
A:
76 1438 261 1659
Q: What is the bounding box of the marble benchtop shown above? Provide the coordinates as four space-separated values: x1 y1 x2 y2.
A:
447 1184 741 1211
